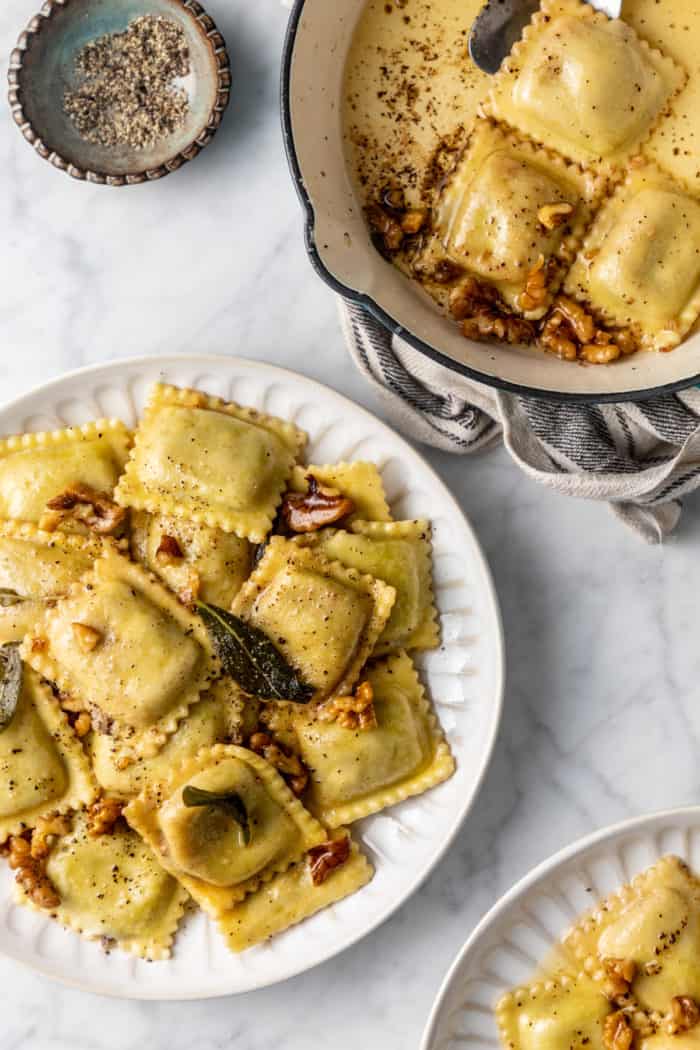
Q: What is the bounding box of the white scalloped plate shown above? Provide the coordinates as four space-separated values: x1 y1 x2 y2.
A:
421 806 700 1050
0 354 503 999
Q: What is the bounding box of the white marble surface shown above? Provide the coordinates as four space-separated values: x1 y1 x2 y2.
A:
2 1 700 1047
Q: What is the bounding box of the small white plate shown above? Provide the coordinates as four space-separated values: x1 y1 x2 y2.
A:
0 353 504 999
421 806 700 1050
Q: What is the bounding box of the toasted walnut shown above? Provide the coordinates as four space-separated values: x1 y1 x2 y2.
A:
602 957 637 1001
538 313 578 361
449 275 503 320
603 1011 634 1050
44 484 126 535
401 210 428 235
668 997 700 1035
318 681 377 731
87 797 124 837
552 296 596 344
248 731 309 797
71 622 102 653
155 534 184 565
71 711 92 738
308 836 351 886
581 341 621 365
518 255 551 312
281 475 355 534
538 202 574 231
31 813 71 860
450 277 536 346
7 820 68 911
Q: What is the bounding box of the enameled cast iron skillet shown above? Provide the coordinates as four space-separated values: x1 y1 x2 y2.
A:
281 0 700 403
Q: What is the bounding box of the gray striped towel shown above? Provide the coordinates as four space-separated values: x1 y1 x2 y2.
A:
339 300 700 543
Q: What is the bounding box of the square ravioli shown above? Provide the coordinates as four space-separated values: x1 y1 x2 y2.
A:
0 420 131 527
271 651 454 828
115 384 306 543
423 119 603 318
563 855 700 1013
496 973 612 1050
0 521 105 644
125 743 327 915
21 545 216 758
0 665 96 842
17 810 188 960
219 831 373 952
288 462 392 524
130 511 252 607
565 165 700 351
231 536 395 703
295 519 438 654
487 0 686 168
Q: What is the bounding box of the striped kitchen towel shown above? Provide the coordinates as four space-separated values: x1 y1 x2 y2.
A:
340 300 700 543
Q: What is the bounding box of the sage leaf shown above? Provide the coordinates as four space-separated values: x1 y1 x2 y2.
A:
197 602 313 703
182 785 251 845
0 643 22 733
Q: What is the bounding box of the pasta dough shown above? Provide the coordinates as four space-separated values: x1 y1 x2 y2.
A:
288 463 392 523
496 973 611 1050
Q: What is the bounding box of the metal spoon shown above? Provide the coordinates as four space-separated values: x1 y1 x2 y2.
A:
470 0 624 75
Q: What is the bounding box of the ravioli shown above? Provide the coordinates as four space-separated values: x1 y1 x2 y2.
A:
0 420 131 527
125 744 327 917
564 855 700 1013
0 667 96 842
297 519 438 654
423 119 602 318
17 811 187 960
487 0 686 168
231 536 395 702
115 384 306 543
0 521 104 644
21 545 216 758
219 831 373 952
130 510 252 606
565 164 700 351
285 651 454 827
496 973 611 1050
288 462 392 523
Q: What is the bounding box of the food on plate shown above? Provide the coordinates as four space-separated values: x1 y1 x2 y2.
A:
0 383 452 957
496 855 700 1049
344 0 697 362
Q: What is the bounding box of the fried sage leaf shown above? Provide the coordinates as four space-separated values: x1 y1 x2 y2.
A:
182 785 251 845
0 642 22 733
197 601 313 703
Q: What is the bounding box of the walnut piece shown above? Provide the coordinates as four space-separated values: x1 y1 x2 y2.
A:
87 797 125 837
7 815 70 910
538 202 574 231
603 1011 634 1050
71 711 92 738
318 681 377 731
602 957 637 1001
248 731 309 797
668 996 700 1035
518 255 551 312
281 475 355 534
155 534 184 565
538 297 637 363
44 484 126 535
308 836 351 886
368 187 428 255
71 622 102 653
450 277 536 346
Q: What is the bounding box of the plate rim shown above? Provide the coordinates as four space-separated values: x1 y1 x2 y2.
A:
0 351 505 1000
420 803 700 1050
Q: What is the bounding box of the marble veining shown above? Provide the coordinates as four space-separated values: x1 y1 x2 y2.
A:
2 0 700 1047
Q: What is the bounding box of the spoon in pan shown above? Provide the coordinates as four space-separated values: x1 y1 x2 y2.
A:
469 0 623 74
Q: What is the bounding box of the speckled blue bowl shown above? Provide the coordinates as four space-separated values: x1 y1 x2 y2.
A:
8 0 230 185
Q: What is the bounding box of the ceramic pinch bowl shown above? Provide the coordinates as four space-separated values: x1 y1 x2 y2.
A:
7 0 231 186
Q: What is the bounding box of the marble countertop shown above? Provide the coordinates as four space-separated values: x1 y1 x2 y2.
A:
3 1 700 1048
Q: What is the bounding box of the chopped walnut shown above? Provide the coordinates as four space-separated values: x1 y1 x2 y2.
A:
281 475 355 534
31 814 72 860
248 731 309 797
581 341 621 365
539 313 578 360
71 622 102 653
518 255 551 312
7 817 69 910
450 277 536 346
401 210 428 235
87 797 125 837
602 957 637 1001
308 836 351 886
603 1011 634 1050
366 202 404 254
155 534 184 565
539 297 638 363
44 484 126 535
538 202 574 231
71 711 92 738
552 296 596 344
318 681 377 731
668 997 700 1035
